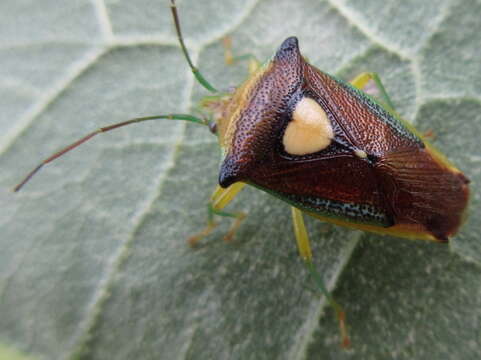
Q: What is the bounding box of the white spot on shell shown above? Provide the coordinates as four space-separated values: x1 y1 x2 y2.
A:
354 149 368 159
283 97 333 155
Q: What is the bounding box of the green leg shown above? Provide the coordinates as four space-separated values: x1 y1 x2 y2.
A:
188 183 246 246
291 207 350 347
350 72 396 112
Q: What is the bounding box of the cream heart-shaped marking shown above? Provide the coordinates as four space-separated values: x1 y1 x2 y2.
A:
283 97 334 155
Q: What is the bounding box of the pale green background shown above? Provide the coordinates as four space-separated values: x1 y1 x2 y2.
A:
1 0 480 359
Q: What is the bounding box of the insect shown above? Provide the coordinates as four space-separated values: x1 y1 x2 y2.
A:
14 0 470 347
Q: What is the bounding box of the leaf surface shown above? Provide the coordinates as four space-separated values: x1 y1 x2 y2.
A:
1 0 480 359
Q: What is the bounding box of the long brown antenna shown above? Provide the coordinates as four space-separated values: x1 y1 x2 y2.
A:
13 114 207 192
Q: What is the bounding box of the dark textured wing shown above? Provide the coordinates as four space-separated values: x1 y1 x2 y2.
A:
248 151 393 227
375 148 469 241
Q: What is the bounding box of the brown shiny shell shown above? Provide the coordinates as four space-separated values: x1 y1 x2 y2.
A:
212 37 469 242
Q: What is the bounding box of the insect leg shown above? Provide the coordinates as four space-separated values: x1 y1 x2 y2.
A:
291 206 312 261
350 72 396 111
188 183 246 246
291 207 350 348
222 36 261 75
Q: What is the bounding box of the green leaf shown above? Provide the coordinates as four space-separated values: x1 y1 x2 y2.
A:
0 343 38 360
1 0 480 359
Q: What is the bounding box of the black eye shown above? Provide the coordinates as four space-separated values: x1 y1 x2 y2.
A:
208 122 217 134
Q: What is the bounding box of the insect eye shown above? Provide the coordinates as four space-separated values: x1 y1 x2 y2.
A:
208 122 217 134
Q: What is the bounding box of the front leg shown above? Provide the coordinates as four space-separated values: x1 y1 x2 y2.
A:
188 182 246 246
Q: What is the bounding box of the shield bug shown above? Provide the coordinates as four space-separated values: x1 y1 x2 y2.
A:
13 0 470 347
